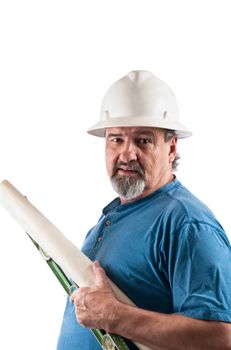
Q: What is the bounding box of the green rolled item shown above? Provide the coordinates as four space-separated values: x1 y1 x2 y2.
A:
0 180 149 350
28 235 106 348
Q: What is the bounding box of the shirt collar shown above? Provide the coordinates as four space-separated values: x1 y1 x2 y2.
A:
103 177 180 215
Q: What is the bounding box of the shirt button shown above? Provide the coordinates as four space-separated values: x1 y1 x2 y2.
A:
105 219 111 226
97 236 103 242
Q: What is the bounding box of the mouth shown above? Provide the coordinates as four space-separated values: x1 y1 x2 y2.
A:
117 168 140 176
112 161 144 179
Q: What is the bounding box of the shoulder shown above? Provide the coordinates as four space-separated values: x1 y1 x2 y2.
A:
147 179 229 251
162 180 223 231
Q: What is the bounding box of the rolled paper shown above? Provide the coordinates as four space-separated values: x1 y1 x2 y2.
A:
0 180 150 350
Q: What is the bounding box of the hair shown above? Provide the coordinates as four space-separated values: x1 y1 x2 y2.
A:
164 129 180 171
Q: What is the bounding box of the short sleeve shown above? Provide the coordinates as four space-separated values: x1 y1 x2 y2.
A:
169 222 231 322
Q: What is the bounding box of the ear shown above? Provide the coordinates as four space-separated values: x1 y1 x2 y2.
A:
168 136 178 163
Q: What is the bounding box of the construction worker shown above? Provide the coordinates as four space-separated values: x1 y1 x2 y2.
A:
57 71 231 350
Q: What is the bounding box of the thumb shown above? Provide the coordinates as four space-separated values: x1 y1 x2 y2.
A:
93 261 110 288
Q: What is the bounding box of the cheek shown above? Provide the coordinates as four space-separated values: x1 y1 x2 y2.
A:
142 150 162 175
105 149 116 176
145 158 157 175
152 146 170 171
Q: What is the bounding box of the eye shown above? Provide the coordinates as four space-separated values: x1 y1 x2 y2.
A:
137 138 151 145
110 137 123 143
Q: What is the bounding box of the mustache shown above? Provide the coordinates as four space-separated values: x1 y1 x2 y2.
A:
112 161 145 178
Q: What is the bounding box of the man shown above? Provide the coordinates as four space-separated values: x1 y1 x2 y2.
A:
57 71 231 349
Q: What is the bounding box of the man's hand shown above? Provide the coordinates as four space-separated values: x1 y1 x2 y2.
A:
70 261 121 332
70 262 231 350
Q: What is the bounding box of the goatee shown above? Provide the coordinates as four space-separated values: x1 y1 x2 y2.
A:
110 161 145 200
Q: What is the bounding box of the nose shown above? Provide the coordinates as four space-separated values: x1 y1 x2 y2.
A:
118 140 138 163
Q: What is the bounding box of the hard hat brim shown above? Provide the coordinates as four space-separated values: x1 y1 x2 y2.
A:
87 116 192 139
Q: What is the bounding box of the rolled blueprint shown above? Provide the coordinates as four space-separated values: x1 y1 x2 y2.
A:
0 180 150 350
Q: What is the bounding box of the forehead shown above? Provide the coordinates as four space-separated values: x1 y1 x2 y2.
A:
105 127 163 137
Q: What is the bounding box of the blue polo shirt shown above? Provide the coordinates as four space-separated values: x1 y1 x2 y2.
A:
57 178 231 349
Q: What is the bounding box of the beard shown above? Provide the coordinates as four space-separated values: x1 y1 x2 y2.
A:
110 161 145 200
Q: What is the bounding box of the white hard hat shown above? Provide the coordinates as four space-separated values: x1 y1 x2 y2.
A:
87 70 192 138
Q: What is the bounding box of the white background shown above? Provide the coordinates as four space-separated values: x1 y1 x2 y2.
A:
0 1 230 349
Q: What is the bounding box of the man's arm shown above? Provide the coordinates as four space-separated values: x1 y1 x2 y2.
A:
71 262 231 350
110 303 231 350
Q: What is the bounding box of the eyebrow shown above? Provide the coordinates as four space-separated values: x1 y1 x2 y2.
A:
106 129 156 138
132 130 156 137
106 133 124 138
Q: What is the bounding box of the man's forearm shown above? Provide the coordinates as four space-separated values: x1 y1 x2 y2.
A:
72 263 231 350
109 303 231 350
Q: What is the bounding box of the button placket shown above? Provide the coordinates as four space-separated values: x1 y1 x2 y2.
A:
95 217 112 246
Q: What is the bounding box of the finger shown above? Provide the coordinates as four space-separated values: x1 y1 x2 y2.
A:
70 287 88 305
70 287 82 303
70 291 76 303
93 261 109 288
